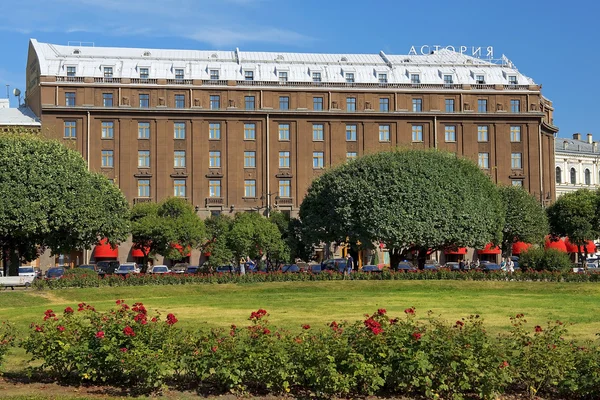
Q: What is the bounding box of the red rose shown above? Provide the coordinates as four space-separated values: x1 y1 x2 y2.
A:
455 320 464 327
120 347 127 352
263 328 271 335
166 313 178 325
123 326 135 337
95 331 105 339
499 360 509 369
404 307 415 315
377 308 387 315
57 326 65 332
535 325 543 333
302 324 310 330
64 307 74 314
412 332 422 341
211 346 218 352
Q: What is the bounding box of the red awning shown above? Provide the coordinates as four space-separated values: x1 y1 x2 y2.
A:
171 243 191 257
444 247 467 255
545 238 567 253
565 238 597 254
477 243 501 255
512 242 531 255
94 238 118 259
131 245 150 258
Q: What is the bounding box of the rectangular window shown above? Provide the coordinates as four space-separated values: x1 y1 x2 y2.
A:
510 126 521 142
511 153 522 169
175 94 185 108
139 94 149 108
103 93 113 107
209 122 220 140
346 152 357 160
312 72 321 82
313 151 324 169
64 121 76 138
209 151 221 168
379 98 389 112
210 69 219 80
476 74 485 84
379 125 390 142
174 180 186 197
101 150 113 168
478 99 488 112
478 152 489 169
174 122 186 139
345 72 355 83
512 180 523 187
209 180 221 197
411 74 420 84
138 122 150 139
346 97 356 112
138 150 150 168
278 71 288 82
244 151 256 168
510 99 520 113
67 66 76 77
139 68 149 79
412 125 423 142
245 96 255 110
477 125 488 142
313 97 323 110
444 125 456 142
244 70 254 81
101 121 114 139
65 92 76 107
244 123 256 140
412 98 422 112
244 180 256 198
175 69 184 80
137 180 150 197
279 151 290 168
279 180 291 198
313 124 324 141
209 95 220 110
443 74 453 85
279 123 290 141
445 99 454 112
174 150 186 168
279 96 289 110
346 124 357 141
104 67 113 78
508 76 518 85
378 73 388 83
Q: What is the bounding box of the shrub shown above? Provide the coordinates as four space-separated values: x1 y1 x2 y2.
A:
519 248 572 272
0 321 16 370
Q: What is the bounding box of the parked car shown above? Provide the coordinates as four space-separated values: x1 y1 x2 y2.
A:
18 266 36 278
445 262 460 271
185 265 201 274
216 265 238 274
149 265 170 274
361 265 382 273
310 264 322 274
424 260 440 270
483 263 502 272
77 264 97 272
114 263 140 276
171 263 188 274
396 261 416 272
321 258 347 273
46 267 65 279
97 260 120 276
281 264 300 273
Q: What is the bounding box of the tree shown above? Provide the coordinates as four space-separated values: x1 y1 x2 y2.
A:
130 197 206 271
269 211 312 262
203 215 233 269
0 134 129 276
299 149 504 269
498 185 548 257
546 189 600 266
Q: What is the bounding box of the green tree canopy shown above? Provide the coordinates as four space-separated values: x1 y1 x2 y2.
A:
498 186 549 257
203 214 234 268
299 149 504 268
546 189 600 263
0 134 129 275
130 197 206 271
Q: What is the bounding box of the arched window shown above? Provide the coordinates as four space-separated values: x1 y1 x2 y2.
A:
570 168 577 184
556 167 562 184
585 169 591 185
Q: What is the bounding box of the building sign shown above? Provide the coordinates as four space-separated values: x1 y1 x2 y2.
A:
408 45 494 58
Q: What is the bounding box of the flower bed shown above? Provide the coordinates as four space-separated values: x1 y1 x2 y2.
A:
16 301 600 398
31 269 600 290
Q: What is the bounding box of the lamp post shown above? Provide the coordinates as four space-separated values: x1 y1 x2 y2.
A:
260 192 280 218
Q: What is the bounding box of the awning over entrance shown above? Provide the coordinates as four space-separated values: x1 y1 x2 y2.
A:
477 243 501 255
512 241 531 255
444 247 467 255
94 239 118 259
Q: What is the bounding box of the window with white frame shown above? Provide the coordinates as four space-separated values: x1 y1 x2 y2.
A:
67 66 76 77
312 72 321 82
346 152 357 160
64 121 76 138
174 122 186 139
139 68 149 79
138 122 150 139
279 151 290 168
175 69 185 80
174 151 186 168
510 126 521 142
210 70 219 80
209 151 221 168
345 72 355 83
103 67 113 78
244 180 256 197
412 98 422 112
244 123 256 140
478 125 488 142
511 153 522 169
101 121 114 139
380 98 389 112
346 124 357 141
137 179 150 197
313 152 324 168
138 150 150 168
445 125 456 142
379 125 390 142
279 180 291 197
478 152 489 169
346 97 356 112
278 71 288 82
410 74 420 84
209 122 220 139
279 123 290 141
244 70 254 81
174 180 186 197
244 151 256 168
378 73 388 83
209 180 221 197
101 150 113 168
313 124 324 141
412 125 423 142
209 95 220 109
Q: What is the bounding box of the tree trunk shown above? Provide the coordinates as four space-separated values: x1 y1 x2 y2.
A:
389 249 401 271
1 246 7 276
416 248 428 270
9 248 19 276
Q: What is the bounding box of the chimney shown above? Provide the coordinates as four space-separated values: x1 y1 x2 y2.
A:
594 142 598 152
587 133 593 144
573 133 581 140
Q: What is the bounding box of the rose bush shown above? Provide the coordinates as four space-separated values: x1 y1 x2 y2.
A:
0 321 16 370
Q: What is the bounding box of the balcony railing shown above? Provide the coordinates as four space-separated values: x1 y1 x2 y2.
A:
277 197 293 205
166 79 193 85
94 77 121 83
57 76 85 82
131 78 158 84
201 80 229 86
133 197 153 204
206 197 224 205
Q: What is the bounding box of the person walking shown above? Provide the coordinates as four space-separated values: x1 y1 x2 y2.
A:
507 257 514 275
345 253 354 279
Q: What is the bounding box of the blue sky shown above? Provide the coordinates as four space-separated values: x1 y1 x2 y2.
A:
0 0 597 140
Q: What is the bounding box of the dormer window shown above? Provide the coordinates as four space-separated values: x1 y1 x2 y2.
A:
210 70 220 80
508 75 518 85
378 73 388 83
410 74 420 84
103 67 113 78
139 68 149 79
67 66 76 77
476 74 485 84
279 71 288 83
443 74 453 85
175 69 184 80
244 70 254 81
346 72 355 83
312 72 321 83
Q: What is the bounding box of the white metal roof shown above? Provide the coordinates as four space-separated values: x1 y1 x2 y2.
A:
0 106 41 127
30 39 536 86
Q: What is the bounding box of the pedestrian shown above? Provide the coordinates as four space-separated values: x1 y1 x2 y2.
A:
507 257 514 275
345 253 353 279
500 258 507 272
459 259 465 271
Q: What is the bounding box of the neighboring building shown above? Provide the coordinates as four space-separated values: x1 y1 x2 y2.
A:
23 39 558 264
555 133 600 197
0 98 41 131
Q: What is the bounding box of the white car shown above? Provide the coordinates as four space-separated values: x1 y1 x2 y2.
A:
149 265 170 274
114 263 140 275
18 266 36 278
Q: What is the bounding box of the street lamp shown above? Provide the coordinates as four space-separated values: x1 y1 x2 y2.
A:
259 192 280 218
